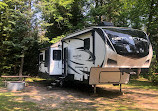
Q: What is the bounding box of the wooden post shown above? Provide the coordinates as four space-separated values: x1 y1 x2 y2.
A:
19 56 24 81
4 77 6 87
120 84 122 92
136 68 141 79
93 84 96 94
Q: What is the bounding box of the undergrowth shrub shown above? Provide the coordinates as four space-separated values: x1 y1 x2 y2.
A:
148 54 158 85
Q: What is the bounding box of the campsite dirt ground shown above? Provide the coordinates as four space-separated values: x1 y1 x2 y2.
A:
3 80 157 111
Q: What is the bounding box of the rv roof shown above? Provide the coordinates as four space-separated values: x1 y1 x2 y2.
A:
62 26 134 40
39 47 49 51
62 27 93 40
50 41 61 48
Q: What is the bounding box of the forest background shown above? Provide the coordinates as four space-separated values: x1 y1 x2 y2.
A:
0 0 158 83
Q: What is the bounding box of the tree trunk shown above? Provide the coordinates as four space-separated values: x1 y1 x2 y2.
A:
147 0 154 35
19 56 24 77
14 64 17 75
99 0 103 22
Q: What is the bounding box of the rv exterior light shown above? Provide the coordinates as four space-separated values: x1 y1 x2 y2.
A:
112 37 122 41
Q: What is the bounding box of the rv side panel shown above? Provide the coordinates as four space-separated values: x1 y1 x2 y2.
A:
63 31 95 81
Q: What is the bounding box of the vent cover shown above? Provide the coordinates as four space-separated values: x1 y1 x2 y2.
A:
107 59 117 65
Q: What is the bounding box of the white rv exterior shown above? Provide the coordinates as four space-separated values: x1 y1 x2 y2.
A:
39 26 153 86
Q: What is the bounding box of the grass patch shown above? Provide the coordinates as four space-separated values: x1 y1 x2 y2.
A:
0 77 157 111
0 92 43 111
0 77 48 111
60 101 97 111
0 78 4 88
25 77 46 82
126 77 158 90
103 77 158 91
59 100 155 111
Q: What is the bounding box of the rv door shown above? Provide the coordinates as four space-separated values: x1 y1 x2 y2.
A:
49 48 62 75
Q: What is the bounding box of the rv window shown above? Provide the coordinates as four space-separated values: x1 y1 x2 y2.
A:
107 39 115 51
39 54 43 61
53 50 61 60
104 28 149 57
84 38 90 50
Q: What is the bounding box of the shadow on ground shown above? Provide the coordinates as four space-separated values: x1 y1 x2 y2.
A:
30 80 124 98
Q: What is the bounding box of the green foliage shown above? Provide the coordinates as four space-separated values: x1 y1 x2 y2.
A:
0 0 39 76
39 0 86 40
50 35 65 43
39 0 73 38
0 0 158 81
151 75 158 85
88 0 123 25
148 53 158 85
0 1 7 9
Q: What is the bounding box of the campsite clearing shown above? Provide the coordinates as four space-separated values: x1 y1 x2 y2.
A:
0 77 158 111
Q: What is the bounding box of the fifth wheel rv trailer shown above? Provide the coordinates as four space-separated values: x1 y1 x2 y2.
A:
39 25 153 92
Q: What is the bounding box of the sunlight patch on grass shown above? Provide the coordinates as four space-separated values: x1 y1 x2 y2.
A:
25 77 46 82
13 107 21 110
0 92 12 96
0 78 4 88
0 92 42 111
98 77 158 90
126 77 158 90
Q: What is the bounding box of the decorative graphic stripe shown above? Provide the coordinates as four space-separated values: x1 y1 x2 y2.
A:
68 65 81 75
70 60 84 65
79 49 96 62
76 47 84 49
100 60 104 67
63 41 69 44
80 70 90 75
94 28 105 43
71 38 84 41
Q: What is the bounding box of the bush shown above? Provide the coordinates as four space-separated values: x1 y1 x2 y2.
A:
151 75 158 85
148 53 158 85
